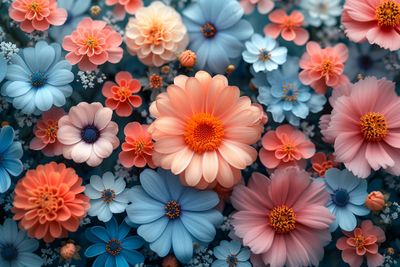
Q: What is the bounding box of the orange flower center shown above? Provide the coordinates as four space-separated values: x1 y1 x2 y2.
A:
101 189 116 203
147 22 164 45
375 0 400 27
85 36 99 49
201 22 217 38
114 86 131 102
165 200 181 220
269 205 296 234
360 112 388 142
353 235 366 250
32 185 63 221
45 120 58 143
282 82 298 101
320 59 333 76
184 113 225 153
258 48 271 62
28 1 42 13
149 74 163 89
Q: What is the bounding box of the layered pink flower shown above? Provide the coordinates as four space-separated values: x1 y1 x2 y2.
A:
299 42 349 94
62 18 123 71
9 0 67 33
105 0 143 17
326 77 400 178
240 0 274 14
336 220 385 267
264 9 309 46
342 0 400 51
259 124 315 169
231 167 334 267
57 102 120 167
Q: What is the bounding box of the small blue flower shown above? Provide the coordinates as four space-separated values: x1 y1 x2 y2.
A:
242 34 287 73
182 0 253 73
0 219 43 267
212 240 251 267
0 126 23 193
85 217 144 267
0 53 7 83
1 41 74 115
126 169 223 263
323 168 370 232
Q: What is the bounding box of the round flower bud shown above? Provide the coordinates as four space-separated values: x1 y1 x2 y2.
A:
179 50 197 68
365 191 385 212
162 255 179 267
60 243 77 261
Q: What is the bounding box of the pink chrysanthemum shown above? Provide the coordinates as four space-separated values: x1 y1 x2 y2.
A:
240 0 274 14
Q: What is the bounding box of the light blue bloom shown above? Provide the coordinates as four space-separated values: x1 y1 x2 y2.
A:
0 53 6 83
0 126 23 193
85 217 144 267
254 57 326 126
323 168 370 232
242 34 287 72
1 41 74 115
182 0 253 73
212 240 251 267
0 219 43 267
126 169 223 263
300 0 342 27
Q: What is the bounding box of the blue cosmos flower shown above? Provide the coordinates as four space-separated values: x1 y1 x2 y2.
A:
254 57 326 126
1 41 74 115
0 54 6 83
126 169 223 263
85 217 144 267
212 240 251 267
182 0 253 73
0 219 43 267
0 126 23 193
242 34 287 72
322 168 370 232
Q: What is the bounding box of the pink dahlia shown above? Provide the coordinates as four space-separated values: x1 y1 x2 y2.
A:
57 102 120 167
342 0 400 51
105 0 143 17
240 0 274 14
231 167 334 267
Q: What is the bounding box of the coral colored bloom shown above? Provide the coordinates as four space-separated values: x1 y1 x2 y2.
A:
102 71 142 117
264 9 309 46
311 152 338 176
365 191 385 212
342 0 400 51
326 77 400 178
63 17 123 71
29 107 65 156
231 167 334 267
336 220 386 267
179 50 197 68
299 42 349 94
105 0 143 16
240 0 274 14
9 0 67 33
119 122 155 168
12 162 90 243
149 71 263 189
57 102 120 167
259 124 315 169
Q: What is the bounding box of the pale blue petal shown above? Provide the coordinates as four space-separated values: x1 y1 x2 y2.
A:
337 208 357 231
137 217 169 243
158 169 184 200
2 159 23 176
149 223 173 257
180 212 216 243
0 126 14 153
18 252 43 267
172 220 193 263
6 65 30 82
0 167 11 193
140 169 170 203
180 189 219 211
347 203 370 216
34 88 54 111
237 248 251 261
215 0 243 30
47 69 74 86
221 19 253 41
5 81 32 97
292 102 309 118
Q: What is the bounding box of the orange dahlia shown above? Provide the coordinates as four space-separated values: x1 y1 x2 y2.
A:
12 162 90 243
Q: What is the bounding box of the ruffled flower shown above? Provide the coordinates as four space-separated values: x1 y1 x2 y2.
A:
240 0 274 14
311 152 338 177
105 0 143 18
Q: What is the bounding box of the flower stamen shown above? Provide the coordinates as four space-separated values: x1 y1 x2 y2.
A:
360 112 388 142
269 205 296 234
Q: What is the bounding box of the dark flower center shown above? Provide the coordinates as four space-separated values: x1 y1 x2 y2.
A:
165 200 181 220
31 72 47 88
358 55 373 70
101 189 116 203
81 125 100 144
106 239 122 256
226 255 238 266
332 189 350 207
1 244 18 261
201 22 217 38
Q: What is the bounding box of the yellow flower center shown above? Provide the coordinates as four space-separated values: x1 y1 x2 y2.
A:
147 21 164 45
269 205 296 234
28 1 42 13
320 59 333 76
375 0 400 27
45 120 58 143
353 235 366 250
85 36 98 49
360 112 388 142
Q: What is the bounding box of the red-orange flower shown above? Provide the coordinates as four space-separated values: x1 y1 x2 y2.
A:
311 152 338 177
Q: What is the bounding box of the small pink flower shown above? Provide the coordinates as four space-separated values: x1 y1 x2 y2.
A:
264 9 309 46
240 0 274 14
9 0 67 33
105 0 143 19
57 102 120 167
62 18 123 71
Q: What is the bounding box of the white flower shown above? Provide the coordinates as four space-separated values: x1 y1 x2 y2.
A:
85 172 129 222
300 0 342 27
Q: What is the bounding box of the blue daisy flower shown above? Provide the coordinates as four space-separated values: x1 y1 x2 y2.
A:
1 41 74 115
212 240 251 267
126 169 223 263
85 217 144 267
182 0 253 73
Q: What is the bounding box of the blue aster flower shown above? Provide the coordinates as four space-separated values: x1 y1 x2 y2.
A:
254 57 326 126
182 0 253 73
0 219 43 267
242 34 287 73
85 217 144 267
323 168 370 232
1 41 74 115
126 169 223 263
0 126 23 193
0 53 6 83
212 240 251 267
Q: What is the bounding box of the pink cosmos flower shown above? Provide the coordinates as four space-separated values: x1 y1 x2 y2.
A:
240 0 274 14
299 42 350 94
57 102 120 167
62 18 123 71
259 124 315 169
336 220 385 267
342 0 400 51
29 107 65 157
264 9 309 46
105 0 143 18
231 167 335 267
326 77 400 178
9 0 67 33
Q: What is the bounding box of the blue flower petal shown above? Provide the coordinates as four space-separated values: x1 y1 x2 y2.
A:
121 236 144 250
115 255 129 267
182 3 206 24
5 81 32 98
91 226 111 243
0 126 14 153
47 69 74 86
221 19 253 41
157 169 184 201
121 250 144 266
5 65 30 82
18 252 43 267
180 211 216 243
85 243 106 258
180 189 219 211
2 159 23 176
35 42 55 72
215 0 243 30
140 169 170 203
34 88 54 111
105 255 117 267
347 203 370 216
105 216 119 238
0 167 11 193
117 221 131 240
237 248 251 261
126 187 165 224
336 207 357 231
172 220 193 263
149 222 173 257
23 47 37 72
93 254 108 267
137 217 169 243
3 142 23 160
292 102 309 118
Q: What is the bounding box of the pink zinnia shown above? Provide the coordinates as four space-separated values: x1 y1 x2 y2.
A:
342 0 400 51
336 220 385 267
231 167 334 267
240 0 274 14
9 0 67 33
57 102 120 167
299 42 350 94
62 18 123 71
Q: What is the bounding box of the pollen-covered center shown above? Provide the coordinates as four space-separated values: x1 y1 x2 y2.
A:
201 22 217 38
45 120 58 143
360 112 388 142
258 48 271 62
269 205 296 234
353 234 366 250
375 0 400 27
101 189 116 203
28 1 42 13
320 59 333 76
84 36 99 50
164 200 181 220
147 21 165 45
184 113 224 153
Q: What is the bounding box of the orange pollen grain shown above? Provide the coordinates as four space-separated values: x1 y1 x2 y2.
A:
28 1 42 12
269 205 296 234
375 0 400 27
360 112 388 142
85 36 98 49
